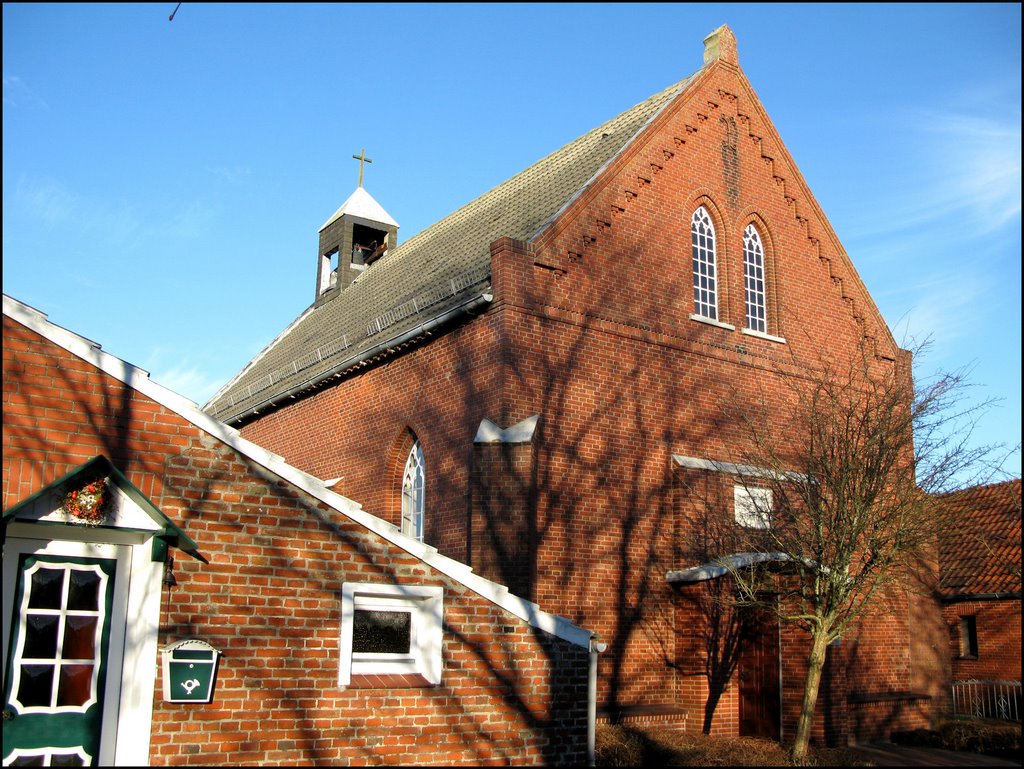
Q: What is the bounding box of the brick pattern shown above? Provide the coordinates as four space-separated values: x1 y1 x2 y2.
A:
232 52 944 745
3 314 590 766
943 600 1022 682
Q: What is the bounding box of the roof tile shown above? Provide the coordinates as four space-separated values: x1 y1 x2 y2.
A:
937 479 1022 598
205 70 700 423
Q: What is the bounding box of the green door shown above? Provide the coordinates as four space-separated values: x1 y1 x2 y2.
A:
2 549 119 767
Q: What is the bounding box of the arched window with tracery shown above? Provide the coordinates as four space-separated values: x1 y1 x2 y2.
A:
401 438 425 542
691 207 718 320
742 223 767 334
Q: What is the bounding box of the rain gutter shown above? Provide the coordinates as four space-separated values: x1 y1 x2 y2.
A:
228 290 493 425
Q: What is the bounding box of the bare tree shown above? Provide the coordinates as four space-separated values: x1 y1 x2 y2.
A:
715 340 1005 761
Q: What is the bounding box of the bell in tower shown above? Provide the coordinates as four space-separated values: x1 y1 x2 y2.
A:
315 149 400 301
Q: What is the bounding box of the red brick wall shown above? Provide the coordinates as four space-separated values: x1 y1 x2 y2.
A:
232 55 943 742
944 599 1022 682
3 314 590 766
240 312 507 567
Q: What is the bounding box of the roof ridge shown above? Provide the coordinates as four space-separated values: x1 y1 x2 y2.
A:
389 73 697 261
206 68 703 422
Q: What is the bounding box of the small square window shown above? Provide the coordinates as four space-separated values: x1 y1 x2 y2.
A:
735 486 772 529
339 583 443 686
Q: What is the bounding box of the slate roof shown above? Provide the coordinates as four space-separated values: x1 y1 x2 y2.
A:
937 479 1022 598
204 69 702 424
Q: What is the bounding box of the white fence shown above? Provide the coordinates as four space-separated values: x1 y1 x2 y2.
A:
952 680 1022 722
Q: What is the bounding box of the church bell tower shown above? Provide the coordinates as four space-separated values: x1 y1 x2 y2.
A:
315 149 400 302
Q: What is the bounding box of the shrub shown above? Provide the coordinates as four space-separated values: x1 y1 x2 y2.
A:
595 725 867 766
938 719 1020 759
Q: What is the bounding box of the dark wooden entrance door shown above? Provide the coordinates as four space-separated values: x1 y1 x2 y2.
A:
738 607 780 740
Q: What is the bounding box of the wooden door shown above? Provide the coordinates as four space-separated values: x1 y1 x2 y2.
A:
738 606 781 740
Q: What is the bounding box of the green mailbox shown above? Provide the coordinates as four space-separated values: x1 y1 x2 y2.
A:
162 640 221 703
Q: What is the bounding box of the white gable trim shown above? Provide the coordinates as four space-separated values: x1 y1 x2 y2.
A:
3 294 592 650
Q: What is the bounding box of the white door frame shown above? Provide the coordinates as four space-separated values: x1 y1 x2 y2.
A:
4 523 163 767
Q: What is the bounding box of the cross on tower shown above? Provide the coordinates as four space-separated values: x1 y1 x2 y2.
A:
352 148 373 188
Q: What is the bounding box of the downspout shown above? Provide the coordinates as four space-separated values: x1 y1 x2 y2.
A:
588 637 607 766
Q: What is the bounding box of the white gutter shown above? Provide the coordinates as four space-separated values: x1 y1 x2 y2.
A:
226 290 493 424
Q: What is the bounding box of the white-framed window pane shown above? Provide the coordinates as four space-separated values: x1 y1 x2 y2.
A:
339 584 444 686
743 224 767 333
352 609 413 656
402 440 425 542
10 562 108 715
691 207 718 320
734 485 772 529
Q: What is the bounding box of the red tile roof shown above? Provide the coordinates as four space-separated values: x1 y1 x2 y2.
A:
937 479 1022 598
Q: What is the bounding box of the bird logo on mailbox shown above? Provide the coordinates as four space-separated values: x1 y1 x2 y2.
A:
162 640 221 703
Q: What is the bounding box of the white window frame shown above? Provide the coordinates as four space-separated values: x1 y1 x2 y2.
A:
401 439 425 542
2 530 156 768
691 206 718 321
3 746 91 767
7 561 110 715
734 485 773 529
742 223 768 334
338 583 443 686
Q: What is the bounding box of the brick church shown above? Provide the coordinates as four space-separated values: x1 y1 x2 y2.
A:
206 25 947 744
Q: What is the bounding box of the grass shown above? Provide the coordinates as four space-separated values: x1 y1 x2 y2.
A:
595 724 870 767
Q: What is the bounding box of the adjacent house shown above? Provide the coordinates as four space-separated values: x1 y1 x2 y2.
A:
2 294 596 766
937 479 1022 720
204 25 947 744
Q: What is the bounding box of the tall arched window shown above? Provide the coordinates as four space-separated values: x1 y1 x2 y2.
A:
401 439 425 542
742 223 767 334
691 207 718 320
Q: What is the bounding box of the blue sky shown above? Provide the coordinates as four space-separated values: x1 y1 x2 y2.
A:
3 3 1021 478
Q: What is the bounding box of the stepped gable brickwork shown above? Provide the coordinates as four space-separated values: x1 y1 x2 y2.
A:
211 24 945 746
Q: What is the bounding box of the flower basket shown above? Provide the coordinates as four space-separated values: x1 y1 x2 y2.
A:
62 478 110 526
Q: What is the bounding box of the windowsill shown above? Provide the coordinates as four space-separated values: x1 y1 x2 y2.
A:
957 655 979 661
689 314 735 331
741 328 786 344
346 673 437 689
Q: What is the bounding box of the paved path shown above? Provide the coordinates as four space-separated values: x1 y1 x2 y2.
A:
851 742 1021 767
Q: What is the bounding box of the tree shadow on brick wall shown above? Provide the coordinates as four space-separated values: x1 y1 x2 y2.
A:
424 230 753 725
676 492 752 734
2 320 142 495
3 321 596 765
156 444 590 765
